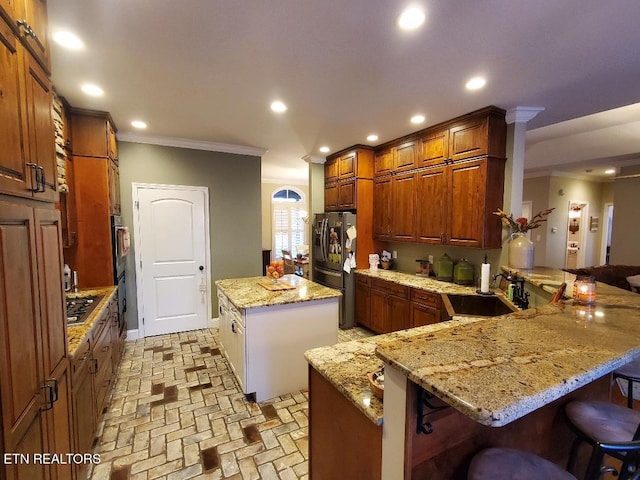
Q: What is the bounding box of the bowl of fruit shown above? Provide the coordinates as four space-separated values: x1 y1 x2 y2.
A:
266 260 285 281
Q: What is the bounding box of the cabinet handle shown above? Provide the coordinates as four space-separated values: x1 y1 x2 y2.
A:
37 165 45 192
231 321 236 333
26 163 39 192
16 20 45 53
47 378 59 404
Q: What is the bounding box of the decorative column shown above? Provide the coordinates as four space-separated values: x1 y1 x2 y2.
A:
304 154 326 280
505 106 545 218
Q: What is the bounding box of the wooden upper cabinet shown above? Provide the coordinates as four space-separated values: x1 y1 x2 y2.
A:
15 0 49 73
339 152 356 178
337 179 356 210
108 158 121 215
374 148 394 177
0 17 56 202
324 158 339 183
391 172 416 241
0 0 18 24
324 182 339 210
420 129 449 168
373 176 392 240
394 140 418 172
70 110 118 159
415 166 449 244
0 17 31 198
448 116 488 163
24 50 57 202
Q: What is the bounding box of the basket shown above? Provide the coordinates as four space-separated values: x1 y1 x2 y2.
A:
368 370 384 399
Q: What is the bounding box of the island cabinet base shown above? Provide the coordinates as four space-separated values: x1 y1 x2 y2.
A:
403 375 611 480
309 366 382 480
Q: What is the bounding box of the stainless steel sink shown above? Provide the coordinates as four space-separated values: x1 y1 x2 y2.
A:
442 293 517 318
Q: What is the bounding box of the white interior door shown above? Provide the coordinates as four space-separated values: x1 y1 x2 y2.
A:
134 184 210 337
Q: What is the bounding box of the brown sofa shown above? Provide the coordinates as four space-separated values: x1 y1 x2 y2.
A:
563 265 640 292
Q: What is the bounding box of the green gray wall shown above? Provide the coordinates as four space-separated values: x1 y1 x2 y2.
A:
611 165 640 265
118 141 262 330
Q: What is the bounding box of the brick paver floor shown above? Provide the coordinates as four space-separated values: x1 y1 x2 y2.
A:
88 326 374 479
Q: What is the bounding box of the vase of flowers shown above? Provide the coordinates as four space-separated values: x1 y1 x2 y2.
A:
493 208 555 270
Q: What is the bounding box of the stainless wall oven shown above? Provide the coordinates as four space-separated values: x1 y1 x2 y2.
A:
111 215 128 326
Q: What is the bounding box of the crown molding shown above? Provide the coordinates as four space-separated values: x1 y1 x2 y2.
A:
302 155 326 164
116 132 267 157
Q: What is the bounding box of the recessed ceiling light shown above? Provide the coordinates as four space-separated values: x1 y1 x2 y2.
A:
411 114 425 124
81 83 104 97
605 168 615 175
319 146 330 153
270 101 287 113
367 134 379 142
465 77 487 90
131 120 147 129
53 30 84 50
398 7 426 30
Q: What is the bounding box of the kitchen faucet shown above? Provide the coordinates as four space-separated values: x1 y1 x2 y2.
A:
493 271 530 310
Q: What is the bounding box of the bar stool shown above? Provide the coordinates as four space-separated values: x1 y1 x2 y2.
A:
565 400 640 479
468 448 576 479
614 359 640 409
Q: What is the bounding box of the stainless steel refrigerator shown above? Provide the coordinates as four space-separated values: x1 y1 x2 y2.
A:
312 212 356 328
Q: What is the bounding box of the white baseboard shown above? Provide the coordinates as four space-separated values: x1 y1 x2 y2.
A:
126 319 218 341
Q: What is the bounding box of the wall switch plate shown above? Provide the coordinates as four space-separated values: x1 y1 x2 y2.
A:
392 250 398 259
428 255 434 264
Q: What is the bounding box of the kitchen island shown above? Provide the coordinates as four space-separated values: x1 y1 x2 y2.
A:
306 268 640 479
215 274 340 401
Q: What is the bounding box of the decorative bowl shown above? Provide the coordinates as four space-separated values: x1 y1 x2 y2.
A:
368 368 384 399
380 260 393 270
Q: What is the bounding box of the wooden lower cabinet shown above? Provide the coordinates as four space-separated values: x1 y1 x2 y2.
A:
309 366 381 480
0 202 71 480
355 274 443 333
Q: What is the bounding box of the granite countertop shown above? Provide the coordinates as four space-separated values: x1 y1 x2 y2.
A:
307 267 640 427
215 274 341 310
67 286 117 356
356 268 482 295
305 317 484 425
376 273 640 427
501 265 577 295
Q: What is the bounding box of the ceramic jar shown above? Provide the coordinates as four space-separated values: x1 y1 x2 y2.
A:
436 253 453 282
508 233 535 270
453 258 474 285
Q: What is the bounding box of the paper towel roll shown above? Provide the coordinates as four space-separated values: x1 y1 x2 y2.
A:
481 263 491 293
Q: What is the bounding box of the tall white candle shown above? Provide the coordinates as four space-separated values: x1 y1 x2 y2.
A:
481 263 491 293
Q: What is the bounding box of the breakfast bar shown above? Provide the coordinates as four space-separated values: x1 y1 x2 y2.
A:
306 270 640 479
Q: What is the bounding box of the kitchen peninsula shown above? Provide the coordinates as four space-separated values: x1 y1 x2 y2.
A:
215 274 340 401
306 269 640 479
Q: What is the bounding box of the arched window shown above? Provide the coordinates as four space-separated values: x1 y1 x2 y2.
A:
272 188 307 257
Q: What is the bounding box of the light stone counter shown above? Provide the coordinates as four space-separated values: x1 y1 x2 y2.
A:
376 277 640 426
215 274 341 310
356 268 481 295
67 286 117 356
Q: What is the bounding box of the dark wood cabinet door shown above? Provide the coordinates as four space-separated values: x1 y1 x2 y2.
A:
416 166 449 244
448 117 488 162
411 302 440 327
72 361 95 455
391 172 416 241
324 182 339 211
420 129 449 167
337 179 356 210
0 20 32 199
339 152 356 178
0 202 44 454
388 295 410 331
448 159 486 248
324 158 339 182
24 50 57 202
108 120 118 159
34 208 66 377
45 360 73 480
370 289 388 334
16 0 50 72
354 279 371 329
394 140 418 172
109 158 121 215
0 0 17 24
374 148 394 177
373 176 392 240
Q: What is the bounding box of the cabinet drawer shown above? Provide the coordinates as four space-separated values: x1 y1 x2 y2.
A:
355 274 371 287
411 288 441 308
71 338 91 382
371 278 408 299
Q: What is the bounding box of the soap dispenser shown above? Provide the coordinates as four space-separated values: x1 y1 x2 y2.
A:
435 253 453 282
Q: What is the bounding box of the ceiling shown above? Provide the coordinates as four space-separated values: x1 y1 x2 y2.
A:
47 1 640 184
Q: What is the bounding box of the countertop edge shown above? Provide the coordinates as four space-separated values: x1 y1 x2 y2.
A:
67 286 117 357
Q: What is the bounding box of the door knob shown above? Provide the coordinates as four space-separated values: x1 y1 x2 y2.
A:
199 265 204 271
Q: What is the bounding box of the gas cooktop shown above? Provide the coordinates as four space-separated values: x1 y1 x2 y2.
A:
66 295 102 325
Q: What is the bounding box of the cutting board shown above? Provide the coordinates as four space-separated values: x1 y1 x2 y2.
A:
257 279 296 291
